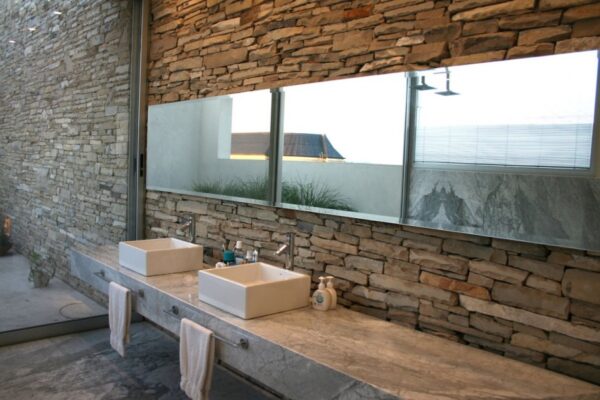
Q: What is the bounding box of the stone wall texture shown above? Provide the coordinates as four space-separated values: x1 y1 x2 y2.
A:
148 0 600 103
0 0 131 291
147 0 600 384
146 192 600 384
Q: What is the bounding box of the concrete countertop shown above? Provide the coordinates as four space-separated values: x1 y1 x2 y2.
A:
73 245 600 400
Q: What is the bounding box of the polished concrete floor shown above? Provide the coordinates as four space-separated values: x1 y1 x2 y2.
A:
0 251 106 332
0 322 275 400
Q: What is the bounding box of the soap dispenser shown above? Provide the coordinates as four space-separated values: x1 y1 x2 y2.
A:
325 276 337 310
234 241 245 264
312 277 331 311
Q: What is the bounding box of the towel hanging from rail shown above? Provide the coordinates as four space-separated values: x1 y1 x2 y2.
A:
163 305 249 349
93 270 249 350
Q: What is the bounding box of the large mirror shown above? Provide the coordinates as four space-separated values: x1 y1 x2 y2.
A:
408 50 599 250
147 89 273 204
147 50 600 251
279 74 406 222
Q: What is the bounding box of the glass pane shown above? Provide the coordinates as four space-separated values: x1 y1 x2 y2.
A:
280 74 406 221
147 90 272 202
407 51 600 251
414 51 598 169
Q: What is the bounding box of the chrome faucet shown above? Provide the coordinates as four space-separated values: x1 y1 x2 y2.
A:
275 232 295 270
177 215 196 243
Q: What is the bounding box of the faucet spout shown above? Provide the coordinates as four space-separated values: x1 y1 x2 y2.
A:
275 244 288 255
177 215 196 243
276 233 295 269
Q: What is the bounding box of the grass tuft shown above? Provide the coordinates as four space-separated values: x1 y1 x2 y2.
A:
282 180 354 211
193 177 268 200
192 177 354 211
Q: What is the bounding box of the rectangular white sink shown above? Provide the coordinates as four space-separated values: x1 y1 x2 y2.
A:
198 262 311 319
119 238 203 276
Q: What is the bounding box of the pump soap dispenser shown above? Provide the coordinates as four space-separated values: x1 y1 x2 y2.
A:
312 277 332 311
325 276 337 309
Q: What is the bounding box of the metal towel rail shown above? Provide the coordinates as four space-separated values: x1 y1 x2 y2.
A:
95 270 248 349
93 270 145 298
163 305 249 350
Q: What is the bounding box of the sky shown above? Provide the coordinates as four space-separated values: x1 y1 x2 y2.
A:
230 75 406 165
417 50 597 127
231 50 598 166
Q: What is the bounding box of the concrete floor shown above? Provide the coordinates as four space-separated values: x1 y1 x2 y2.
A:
0 251 106 332
0 322 275 400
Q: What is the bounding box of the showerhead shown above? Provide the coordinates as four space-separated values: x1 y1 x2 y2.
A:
415 76 435 91
435 69 459 96
436 85 459 96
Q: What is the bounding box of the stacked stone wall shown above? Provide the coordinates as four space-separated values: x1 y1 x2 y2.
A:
148 0 600 103
147 192 600 384
147 0 600 383
0 0 131 291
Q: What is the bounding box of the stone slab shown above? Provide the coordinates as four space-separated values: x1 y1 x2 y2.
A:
469 260 529 285
562 269 600 305
70 245 600 400
460 295 600 343
491 282 569 319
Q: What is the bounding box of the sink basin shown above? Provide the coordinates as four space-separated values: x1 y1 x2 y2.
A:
198 262 311 319
118 238 203 276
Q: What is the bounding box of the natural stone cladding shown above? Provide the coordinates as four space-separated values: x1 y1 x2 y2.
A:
0 0 131 296
146 0 600 384
148 0 600 103
147 0 600 383
146 192 600 384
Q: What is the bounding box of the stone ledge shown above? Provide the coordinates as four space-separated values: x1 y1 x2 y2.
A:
71 245 600 398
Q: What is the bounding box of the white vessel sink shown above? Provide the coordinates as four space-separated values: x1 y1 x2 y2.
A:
118 238 203 276
198 262 311 319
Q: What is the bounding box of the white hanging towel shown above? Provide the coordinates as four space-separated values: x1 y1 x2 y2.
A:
179 318 215 400
108 281 131 357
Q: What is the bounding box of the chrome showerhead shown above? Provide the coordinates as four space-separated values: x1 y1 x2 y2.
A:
435 68 459 96
415 76 435 91
435 83 459 96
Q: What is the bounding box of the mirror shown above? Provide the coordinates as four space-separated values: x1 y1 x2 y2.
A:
147 90 273 204
146 50 600 251
407 51 599 250
279 73 406 222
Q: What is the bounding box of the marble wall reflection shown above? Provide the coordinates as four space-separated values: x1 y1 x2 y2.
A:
407 168 600 251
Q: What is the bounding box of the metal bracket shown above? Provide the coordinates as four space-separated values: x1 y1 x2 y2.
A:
93 270 111 283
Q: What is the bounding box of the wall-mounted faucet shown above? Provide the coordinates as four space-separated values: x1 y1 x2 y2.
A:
275 232 295 270
177 215 196 243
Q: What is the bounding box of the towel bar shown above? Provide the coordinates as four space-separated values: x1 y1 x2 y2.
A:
163 305 249 349
94 271 144 298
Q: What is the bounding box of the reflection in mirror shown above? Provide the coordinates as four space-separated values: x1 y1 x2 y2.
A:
407 50 600 250
147 90 272 203
146 50 599 251
414 51 596 168
280 73 407 222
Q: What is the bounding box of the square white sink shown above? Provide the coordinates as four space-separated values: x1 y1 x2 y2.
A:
119 238 203 276
198 262 311 319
